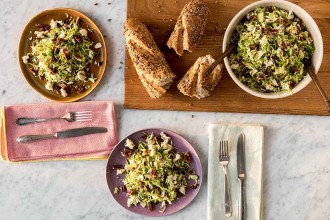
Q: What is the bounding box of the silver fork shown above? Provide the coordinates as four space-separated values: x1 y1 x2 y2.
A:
219 140 232 217
16 111 93 126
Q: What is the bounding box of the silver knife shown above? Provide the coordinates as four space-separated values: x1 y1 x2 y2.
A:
16 127 108 143
237 133 246 220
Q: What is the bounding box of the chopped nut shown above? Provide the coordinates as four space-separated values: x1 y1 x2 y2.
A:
74 35 82 43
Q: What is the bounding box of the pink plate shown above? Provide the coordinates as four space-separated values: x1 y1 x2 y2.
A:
105 128 202 216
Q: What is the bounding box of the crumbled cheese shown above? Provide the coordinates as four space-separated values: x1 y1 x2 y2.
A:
230 64 239 70
79 29 88 37
50 19 57 28
45 82 53 91
265 83 274 91
173 153 181 162
77 71 86 81
59 32 66 39
160 132 171 145
127 196 139 207
267 13 277 22
189 174 198 181
51 74 57 80
266 60 273 67
94 43 102 49
117 168 125 175
60 88 68 97
137 174 144 181
167 174 178 186
281 82 290 91
148 143 157 156
89 51 94 59
271 79 278 86
125 139 135 149
34 31 46 38
179 186 186 195
22 55 29 64
257 12 264 22
114 187 119 194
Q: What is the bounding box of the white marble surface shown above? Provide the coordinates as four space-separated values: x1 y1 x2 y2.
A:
0 0 329 219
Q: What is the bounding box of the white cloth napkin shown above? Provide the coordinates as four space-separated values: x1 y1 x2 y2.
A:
208 123 264 220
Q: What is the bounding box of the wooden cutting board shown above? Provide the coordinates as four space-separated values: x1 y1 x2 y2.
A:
125 0 330 116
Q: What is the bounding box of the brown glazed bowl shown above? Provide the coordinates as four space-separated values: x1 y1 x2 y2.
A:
18 8 107 102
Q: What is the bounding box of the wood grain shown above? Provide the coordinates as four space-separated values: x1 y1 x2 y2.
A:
125 0 330 115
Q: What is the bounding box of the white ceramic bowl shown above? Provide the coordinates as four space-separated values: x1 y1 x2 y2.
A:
223 0 323 99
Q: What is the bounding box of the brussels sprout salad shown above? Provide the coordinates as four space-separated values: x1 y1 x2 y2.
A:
22 14 102 97
112 132 199 213
229 6 314 93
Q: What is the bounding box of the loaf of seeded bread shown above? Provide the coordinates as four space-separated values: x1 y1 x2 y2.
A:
124 18 176 98
167 0 209 56
177 54 222 99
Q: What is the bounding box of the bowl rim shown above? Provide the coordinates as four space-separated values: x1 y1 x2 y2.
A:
223 0 324 99
18 8 107 102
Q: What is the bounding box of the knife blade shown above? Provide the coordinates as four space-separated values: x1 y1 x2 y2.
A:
237 133 246 220
237 133 246 180
16 127 108 143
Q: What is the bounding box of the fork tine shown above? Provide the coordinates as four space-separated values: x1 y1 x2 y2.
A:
74 113 92 117
72 111 93 122
74 117 93 121
224 141 228 156
75 119 93 122
219 141 222 158
74 115 92 118
75 111 92 114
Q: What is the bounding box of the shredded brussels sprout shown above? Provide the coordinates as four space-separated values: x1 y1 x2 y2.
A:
229 6 314 93
113 132 199 213
22 14 100 97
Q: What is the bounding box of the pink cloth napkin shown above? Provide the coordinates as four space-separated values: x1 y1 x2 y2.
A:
0 101 117 162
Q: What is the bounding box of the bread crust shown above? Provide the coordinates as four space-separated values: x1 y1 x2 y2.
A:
167 0 209 56
177 55 222 99
124 18 176 98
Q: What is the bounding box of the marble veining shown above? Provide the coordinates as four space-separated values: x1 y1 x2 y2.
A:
0 0 329 219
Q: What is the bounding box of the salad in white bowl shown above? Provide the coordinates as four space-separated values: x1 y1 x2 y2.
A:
223 0 323 99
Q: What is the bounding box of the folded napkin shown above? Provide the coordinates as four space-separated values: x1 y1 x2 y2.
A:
0 101 117 162
208 123 264 220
